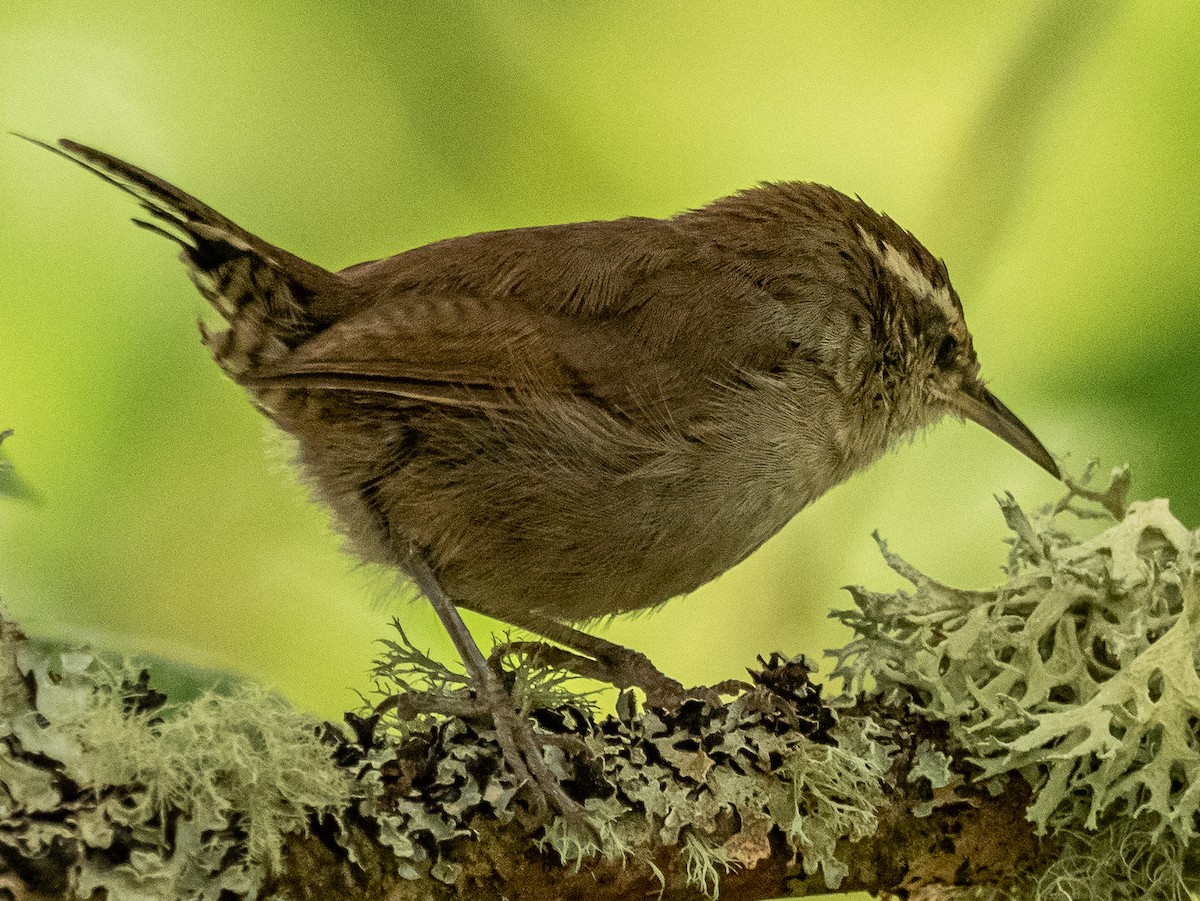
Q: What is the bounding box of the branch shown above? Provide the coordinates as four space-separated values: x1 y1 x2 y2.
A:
1 464 1197 900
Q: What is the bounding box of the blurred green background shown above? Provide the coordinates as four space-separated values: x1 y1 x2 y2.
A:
1 0 1198 741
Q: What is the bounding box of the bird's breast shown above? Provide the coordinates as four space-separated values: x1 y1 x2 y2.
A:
367 380 841 623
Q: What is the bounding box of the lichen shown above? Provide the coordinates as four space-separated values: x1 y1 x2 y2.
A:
364 637 888 896
1028 820 1197 901
832 465 1200 896
1 611 890 899
0 630 354 900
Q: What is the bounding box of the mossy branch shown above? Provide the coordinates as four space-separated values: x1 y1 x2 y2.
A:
2 465 1198 900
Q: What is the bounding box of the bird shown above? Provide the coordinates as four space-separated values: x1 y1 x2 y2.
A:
25 136 1059 818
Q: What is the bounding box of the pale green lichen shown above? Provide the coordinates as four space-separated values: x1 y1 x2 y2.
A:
907 741 956 818
683 830 735 897
365 633 888 896
1029 820 1197 901
773 715 887 889
0 637 354 900
832 466 1200 897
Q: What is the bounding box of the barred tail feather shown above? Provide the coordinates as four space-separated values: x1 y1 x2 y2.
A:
20 135 349 380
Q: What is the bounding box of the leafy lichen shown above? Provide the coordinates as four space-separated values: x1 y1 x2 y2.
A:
0 616 886 899
363 637 888 896
0 626 354 899
832 466 1200 896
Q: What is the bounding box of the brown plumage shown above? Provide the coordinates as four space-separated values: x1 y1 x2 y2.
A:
30 137 1057 629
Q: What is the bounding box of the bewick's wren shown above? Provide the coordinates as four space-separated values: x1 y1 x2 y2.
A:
30 137 1057 816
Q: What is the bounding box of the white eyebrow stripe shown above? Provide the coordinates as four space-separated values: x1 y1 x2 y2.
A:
857 225 960 329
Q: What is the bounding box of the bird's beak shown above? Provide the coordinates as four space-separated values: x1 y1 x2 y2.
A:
950 382 1060 479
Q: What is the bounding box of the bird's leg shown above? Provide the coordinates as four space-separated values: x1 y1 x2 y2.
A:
404 557 582 824
493 612 747 708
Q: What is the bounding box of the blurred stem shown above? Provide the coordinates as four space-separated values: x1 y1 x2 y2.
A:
931 0 1119 282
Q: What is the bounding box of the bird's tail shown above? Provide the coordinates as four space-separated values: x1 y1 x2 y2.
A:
21 136 351 381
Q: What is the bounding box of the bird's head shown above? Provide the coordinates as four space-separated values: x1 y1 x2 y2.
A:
849 207 1059 479
677 181 1058 479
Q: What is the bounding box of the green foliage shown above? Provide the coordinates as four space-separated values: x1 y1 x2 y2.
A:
0 628 354 899
0 429 36 501
833 467 1200 895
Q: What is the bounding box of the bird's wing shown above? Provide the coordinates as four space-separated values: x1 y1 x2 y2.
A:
338 216 684 319
250 290 639 409
250 217 781 415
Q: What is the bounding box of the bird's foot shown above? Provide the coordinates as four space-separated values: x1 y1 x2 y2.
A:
403 557 595 835
471 670 594 832
493 639 749 709
374 659 596 836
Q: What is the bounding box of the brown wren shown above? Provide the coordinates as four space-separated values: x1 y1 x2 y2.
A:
28 137 1058 817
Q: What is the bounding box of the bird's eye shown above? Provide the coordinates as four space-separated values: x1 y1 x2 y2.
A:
936 333 958 367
